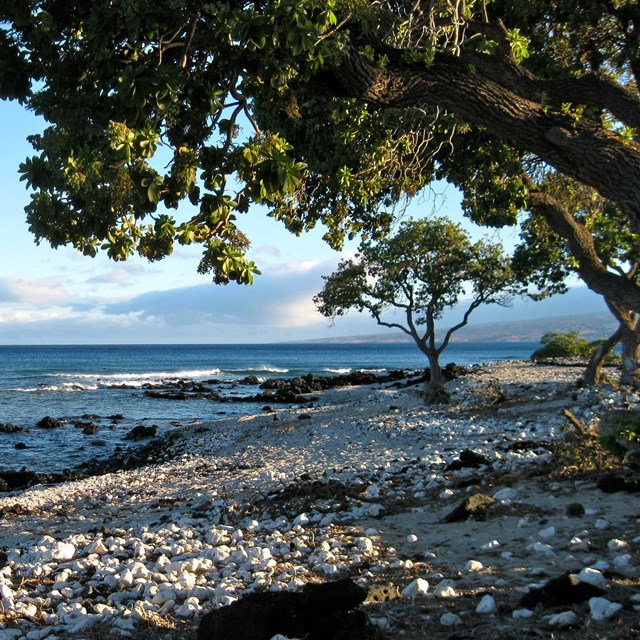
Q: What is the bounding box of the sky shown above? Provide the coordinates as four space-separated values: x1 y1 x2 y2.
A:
0 99 608 345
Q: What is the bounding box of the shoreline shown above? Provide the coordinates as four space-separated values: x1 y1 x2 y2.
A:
1 361 639 639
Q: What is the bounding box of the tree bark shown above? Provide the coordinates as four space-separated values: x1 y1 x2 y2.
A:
603 300 640 386
527 191 640 314
333 47 640 232
582 326 622 386
620 320 640 386
425 351 450 404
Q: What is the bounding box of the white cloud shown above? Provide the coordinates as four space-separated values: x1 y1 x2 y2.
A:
0 309 71 324
273 295 327 328
0 277 69 306
86 265 146 285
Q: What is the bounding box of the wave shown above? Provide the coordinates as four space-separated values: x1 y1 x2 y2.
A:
226 366 290 374
46 368 224 386
9 383 100 393
323 367 388 375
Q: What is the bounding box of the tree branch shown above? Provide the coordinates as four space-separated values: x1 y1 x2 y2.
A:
332 45 640 227
438 297 483 355
528 189 640 312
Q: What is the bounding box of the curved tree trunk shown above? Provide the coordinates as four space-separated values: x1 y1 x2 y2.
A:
582 326 623 386
600 301 640 386
527 191 640 314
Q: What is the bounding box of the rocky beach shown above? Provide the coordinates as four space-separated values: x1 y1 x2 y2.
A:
0 361 639 639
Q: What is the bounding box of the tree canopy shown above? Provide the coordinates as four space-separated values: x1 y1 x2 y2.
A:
1 1 639 298
314 217 515 401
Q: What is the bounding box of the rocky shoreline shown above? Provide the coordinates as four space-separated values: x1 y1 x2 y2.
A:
0 368 437 492
0 361 639 639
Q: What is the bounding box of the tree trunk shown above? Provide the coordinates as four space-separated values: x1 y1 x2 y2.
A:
527 191 640 313
425 352 450 404
620 320 640 386
582 326 622 386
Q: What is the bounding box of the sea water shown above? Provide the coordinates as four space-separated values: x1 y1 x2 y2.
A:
0 342 538 472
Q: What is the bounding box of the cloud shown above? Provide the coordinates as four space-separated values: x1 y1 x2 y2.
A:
103 262 333 329
86 265 146 285
251 244 282 260
0 277 69 306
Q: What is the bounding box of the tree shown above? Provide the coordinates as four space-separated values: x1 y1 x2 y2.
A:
314 217 516 402
1 0 639 309
512 177 640 385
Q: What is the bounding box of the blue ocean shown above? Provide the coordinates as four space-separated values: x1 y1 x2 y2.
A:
0 342 538 473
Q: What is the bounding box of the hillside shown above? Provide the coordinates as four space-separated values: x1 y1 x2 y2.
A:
297 312 617 344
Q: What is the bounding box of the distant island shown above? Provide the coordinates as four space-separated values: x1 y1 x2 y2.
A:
293 312 617 345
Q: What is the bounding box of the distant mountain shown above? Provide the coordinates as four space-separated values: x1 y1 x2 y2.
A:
296 312 617 345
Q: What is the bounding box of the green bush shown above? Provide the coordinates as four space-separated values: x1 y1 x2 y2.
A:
531 331 593 360
599 410 640 456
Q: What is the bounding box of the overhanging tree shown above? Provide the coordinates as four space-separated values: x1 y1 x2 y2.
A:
314 217 516 402
1 1 639 306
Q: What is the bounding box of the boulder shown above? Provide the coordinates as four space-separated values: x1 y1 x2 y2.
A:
445 449 492 471
0 423 28 433
197 578 368 640
520 573 606 608
597 473 640 493
124 425 157 440
0 469 41 490
443 493 496 523
35 416 65 429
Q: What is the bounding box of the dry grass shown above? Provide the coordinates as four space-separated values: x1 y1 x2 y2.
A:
550 409 622 477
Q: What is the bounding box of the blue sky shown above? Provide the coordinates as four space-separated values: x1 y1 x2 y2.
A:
0 99 607 344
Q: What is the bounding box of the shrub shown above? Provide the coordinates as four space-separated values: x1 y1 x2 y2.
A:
531 331 593 361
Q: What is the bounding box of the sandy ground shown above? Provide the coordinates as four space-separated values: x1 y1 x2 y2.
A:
1 361 639 639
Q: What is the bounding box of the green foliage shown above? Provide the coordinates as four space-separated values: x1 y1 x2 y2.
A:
513 175 640 304
599 410 640 457
531 331 597 361
0 0 638 294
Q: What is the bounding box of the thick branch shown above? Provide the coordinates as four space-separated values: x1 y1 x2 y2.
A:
332 47 640 227
438 297 482 355
528 191 640 313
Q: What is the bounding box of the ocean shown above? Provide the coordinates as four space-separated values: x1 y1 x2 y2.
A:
0 342 539 473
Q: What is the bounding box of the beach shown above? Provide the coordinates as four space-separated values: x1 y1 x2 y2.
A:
1 361 639 639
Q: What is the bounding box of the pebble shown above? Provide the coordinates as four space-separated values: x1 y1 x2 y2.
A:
538 526 556 540
440 612 462 626
576 568 607 590
481 540 500 551
589 597 624 621
493 487 517 501
476 594 497 614
401 578 429 598
607 538 627 551
547 611 579 627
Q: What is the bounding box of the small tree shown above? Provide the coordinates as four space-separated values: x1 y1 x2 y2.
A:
314 218 516 402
